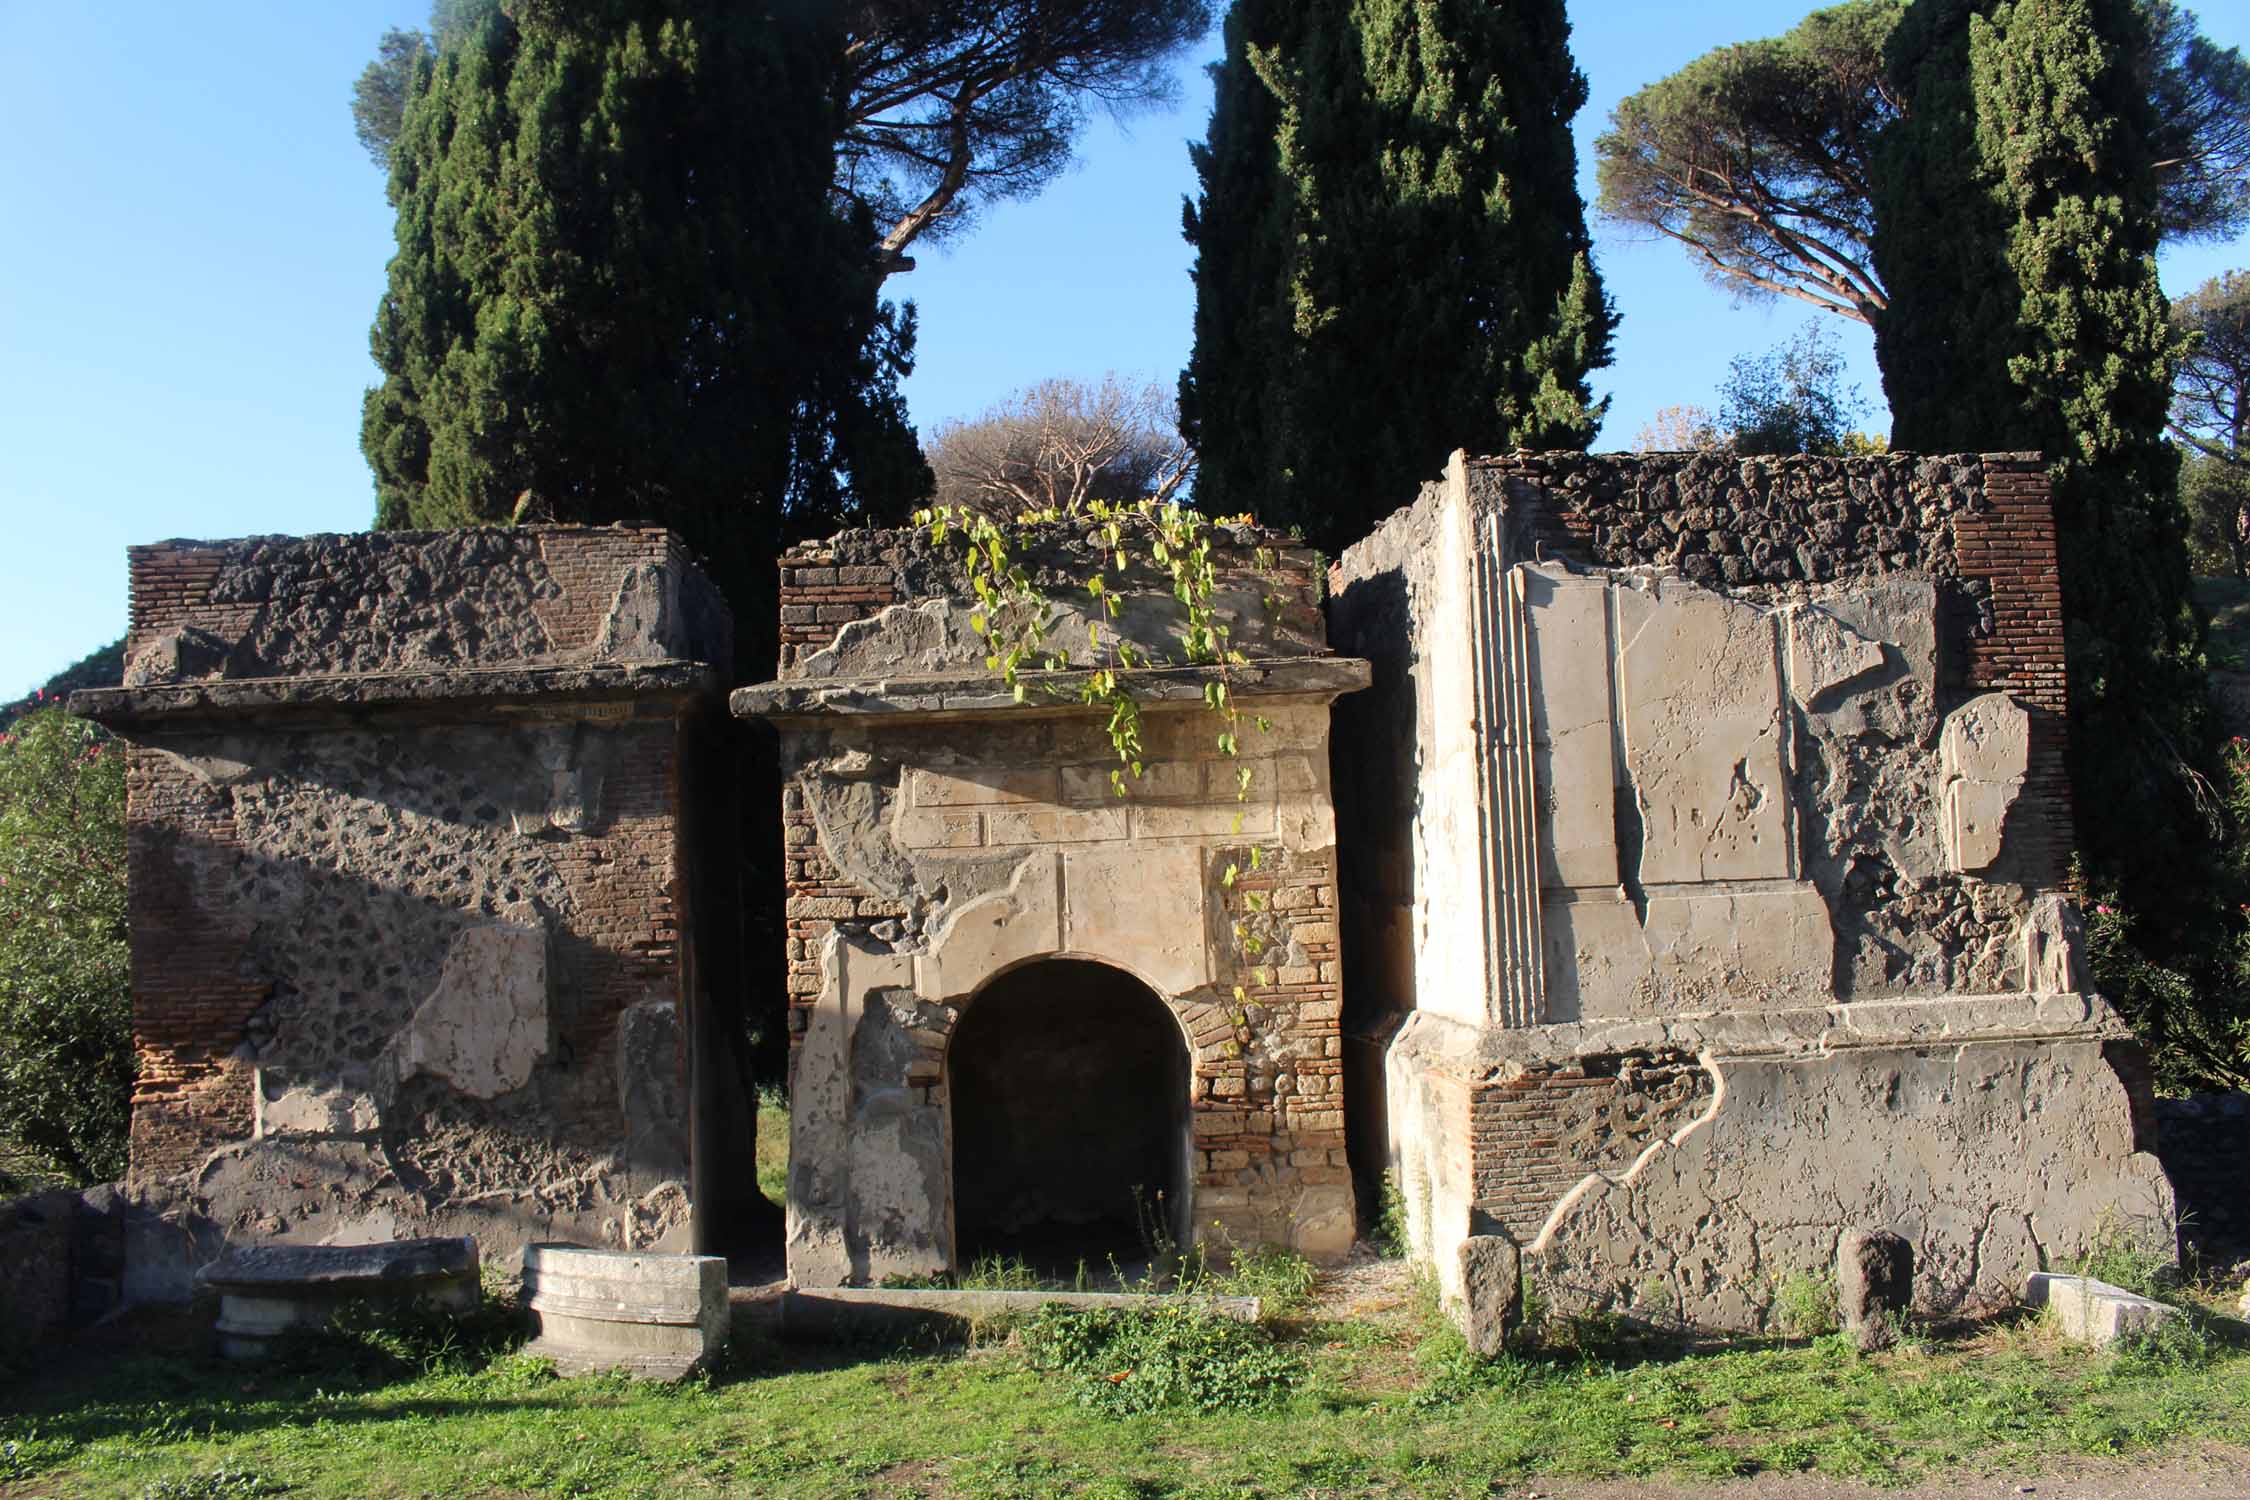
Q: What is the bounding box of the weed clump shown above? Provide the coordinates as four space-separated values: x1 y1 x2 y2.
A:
1772 1270 1839 1340
1021 1301 1304 1415
142 1463 282 1498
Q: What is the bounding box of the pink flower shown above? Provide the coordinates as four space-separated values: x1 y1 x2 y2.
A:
2095 903 2116 915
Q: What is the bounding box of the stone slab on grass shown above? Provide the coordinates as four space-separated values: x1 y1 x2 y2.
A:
2023 1271 2181 1348
199 1235 481 1360
524 1244 729 1379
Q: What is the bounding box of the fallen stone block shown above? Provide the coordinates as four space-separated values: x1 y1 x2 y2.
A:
2023 1272 2181 1349
200 1236 480 1360
1837 1229 1913 1351
523 1244 729 1379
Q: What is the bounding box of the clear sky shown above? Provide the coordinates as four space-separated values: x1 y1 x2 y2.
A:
2 1 2245 697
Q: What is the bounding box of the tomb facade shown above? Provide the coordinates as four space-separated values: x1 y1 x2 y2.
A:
732 523 1366 1281
1330 452 2173 1335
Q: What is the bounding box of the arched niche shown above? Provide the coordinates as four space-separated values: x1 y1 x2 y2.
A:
947 957 1193 1273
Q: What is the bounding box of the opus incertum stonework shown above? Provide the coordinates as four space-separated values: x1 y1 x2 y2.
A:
71 451 2173 1344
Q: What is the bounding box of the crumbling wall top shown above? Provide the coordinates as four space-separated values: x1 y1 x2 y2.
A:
74 526 732 725
764 517 1333 691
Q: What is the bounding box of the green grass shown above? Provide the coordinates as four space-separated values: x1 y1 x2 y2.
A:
754 1084 788 1212
4 1277 2247 1499
2195 575 2250 668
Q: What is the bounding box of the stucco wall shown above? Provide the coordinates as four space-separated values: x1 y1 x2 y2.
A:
1331 452 2170 1334
75 528 737 1301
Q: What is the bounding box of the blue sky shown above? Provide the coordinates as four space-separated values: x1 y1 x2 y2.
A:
2 1 2245 697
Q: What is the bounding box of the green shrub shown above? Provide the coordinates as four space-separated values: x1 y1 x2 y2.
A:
0 708 131 1186
277 1285 529 1380
1200 1243 1318 1317
1772 1270 1839 1339
1373 1171 1411 1260
2071 1216 2183 1304
1020 1301 1304 1415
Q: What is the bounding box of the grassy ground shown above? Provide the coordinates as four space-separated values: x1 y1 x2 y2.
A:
3 1264 2246 1500
2195 576 2250 668
754 1084 788 1212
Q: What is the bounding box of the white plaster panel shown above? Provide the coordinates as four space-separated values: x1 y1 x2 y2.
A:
1062 844 1211 995
394 921 548 1099
1618 585 1792 884
1639 886 1835 1003
1522 567 1619 891
1939 694 2031 873
911 767 1060 808
914 853 1065 1002
1541 892 1649 1021
1787 605 1886 704
1412 478 1494 1028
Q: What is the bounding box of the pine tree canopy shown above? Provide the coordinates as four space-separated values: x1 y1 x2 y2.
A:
354 1 1216 276
1594 0 2250 330
1182 0 1616 554
360 1 928 672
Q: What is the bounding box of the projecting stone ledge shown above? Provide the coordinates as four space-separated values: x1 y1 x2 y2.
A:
70 660 722 726
730 656 1372 722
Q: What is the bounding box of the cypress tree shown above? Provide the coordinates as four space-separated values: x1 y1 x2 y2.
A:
1182 0 1615 554
1878 1 2210 1023
361 1 928 670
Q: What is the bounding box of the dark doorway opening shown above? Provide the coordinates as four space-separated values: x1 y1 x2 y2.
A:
950 959 1190 1273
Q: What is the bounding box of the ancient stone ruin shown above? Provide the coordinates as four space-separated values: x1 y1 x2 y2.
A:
733 525 1365 1282
1330 452 2172 1335
63 450 2176 1344
71 528 747 1302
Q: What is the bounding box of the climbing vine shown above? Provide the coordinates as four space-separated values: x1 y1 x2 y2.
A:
914 498 1291 990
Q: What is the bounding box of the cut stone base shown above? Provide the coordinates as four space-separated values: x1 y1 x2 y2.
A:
522 1244 729 1379
199 1236 480 1360
1385 1005 2175 1336
2024 1272 2181 1349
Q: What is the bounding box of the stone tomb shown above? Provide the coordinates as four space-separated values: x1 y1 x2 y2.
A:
1331 452 2175 1338
71 529 746 1300
733 522 1368 1285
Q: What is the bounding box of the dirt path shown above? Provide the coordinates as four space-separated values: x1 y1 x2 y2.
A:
1485 1445 2250 1498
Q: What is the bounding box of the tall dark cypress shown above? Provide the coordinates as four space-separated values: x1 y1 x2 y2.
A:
1879 0 2211 1033
361 1 928 669
1182 0 1615 553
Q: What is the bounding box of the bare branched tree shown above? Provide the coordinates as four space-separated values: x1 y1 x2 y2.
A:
925 374 1195 516
1631 404 1726 453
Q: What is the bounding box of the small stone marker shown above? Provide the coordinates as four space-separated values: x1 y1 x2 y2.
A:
1457 1234 1522 1356
199 1236 480 1360
2023 1271 2181 1349
1837 1228 1913 1351
523 1244 729 1379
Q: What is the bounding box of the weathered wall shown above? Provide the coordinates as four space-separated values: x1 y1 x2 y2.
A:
741 522 1363 1284
1331 452 2169 1332
74 528 737 1301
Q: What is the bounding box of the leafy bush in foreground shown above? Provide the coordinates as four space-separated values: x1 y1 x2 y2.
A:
1021 1301 1303 1415
0 708 130 1186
